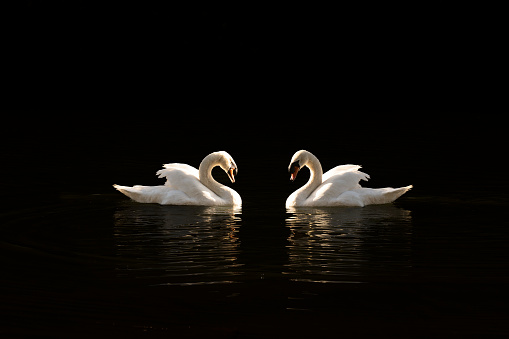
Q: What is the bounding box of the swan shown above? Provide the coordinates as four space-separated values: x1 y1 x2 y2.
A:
113 151 242 206
286 150 412 208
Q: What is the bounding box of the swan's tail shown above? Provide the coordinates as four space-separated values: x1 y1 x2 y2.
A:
113 184 168 203
356 185 413 206
384 185 413 202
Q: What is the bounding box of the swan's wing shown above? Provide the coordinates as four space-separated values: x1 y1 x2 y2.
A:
156 163 198 179
322 164 370 188
155 163 221 204
308 165 370 203
156 163 199 189
322 164 369 182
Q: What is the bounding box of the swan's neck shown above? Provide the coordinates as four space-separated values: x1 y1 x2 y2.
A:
297 154 323 201
198 154 232 201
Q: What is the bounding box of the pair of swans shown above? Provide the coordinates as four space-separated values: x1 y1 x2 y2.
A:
114 150 412 208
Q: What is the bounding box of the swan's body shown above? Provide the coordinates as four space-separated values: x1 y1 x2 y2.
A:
286 150 412 208
114 151 241 206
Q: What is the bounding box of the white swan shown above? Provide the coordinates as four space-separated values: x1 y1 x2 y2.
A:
286 150 412 208
114 151 242 206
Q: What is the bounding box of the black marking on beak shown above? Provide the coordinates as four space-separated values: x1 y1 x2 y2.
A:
289 161 300 182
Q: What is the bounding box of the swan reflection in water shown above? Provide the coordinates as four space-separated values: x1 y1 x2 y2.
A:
285 204 412 283
113 203 242 286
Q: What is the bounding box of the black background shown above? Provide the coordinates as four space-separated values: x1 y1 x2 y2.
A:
6 1 495 105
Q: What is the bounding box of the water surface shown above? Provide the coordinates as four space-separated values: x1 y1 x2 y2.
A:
113 204 242 286
1 194 508 338
285 205 413 283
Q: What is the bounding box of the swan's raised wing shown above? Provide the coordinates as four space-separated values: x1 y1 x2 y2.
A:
309 165 370 202
156 163 199 189
155 163 220 204
322 164 368 182
160 163 199 176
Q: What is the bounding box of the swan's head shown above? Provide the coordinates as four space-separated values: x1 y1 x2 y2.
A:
288 149 312 181
215 151 238 183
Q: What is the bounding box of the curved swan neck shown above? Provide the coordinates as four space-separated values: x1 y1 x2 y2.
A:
198 153 223 195
302 152 323 194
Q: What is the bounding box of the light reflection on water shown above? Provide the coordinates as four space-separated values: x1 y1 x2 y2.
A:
112 201 414 286
285 205 413 283
113 203 242 286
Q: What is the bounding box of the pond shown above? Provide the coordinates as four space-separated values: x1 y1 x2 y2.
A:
1 192 508 338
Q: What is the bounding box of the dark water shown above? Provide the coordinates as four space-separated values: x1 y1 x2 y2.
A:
1 192 509 338
0 113 507 337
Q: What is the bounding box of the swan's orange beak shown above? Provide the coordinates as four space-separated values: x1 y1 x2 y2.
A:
227 167 237 183
289 162 300 181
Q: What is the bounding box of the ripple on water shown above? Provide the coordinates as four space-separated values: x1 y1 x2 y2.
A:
284 204 413 283
113 203 243 286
